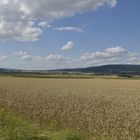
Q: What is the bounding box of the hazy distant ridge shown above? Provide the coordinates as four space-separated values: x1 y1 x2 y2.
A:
1 65 140 75
50 64 140 75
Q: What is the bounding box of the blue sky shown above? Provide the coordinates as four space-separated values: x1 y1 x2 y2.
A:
0 0 140 70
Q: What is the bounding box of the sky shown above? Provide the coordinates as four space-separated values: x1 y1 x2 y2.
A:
0 0 140 70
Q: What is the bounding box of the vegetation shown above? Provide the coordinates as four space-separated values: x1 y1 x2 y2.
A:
0 77 140 139
0 72 96 79
0 109 38 140
0 109 85 140
1 64 140 77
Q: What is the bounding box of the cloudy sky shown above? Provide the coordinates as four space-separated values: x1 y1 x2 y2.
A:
0 0 140 70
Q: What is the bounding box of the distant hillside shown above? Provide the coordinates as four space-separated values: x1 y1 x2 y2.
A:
51 65 140 75
1 65 140 75
0 68 20 73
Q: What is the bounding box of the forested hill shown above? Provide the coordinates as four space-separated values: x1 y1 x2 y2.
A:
52 65 140 75
1 65 140 75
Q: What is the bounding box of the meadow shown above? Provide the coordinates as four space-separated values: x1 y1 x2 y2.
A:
0 77 140 139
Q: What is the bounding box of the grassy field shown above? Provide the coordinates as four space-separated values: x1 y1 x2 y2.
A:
0 109 84 140
0 72 138 79
0 77 140 139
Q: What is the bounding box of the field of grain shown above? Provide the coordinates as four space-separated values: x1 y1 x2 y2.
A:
0 77 140 139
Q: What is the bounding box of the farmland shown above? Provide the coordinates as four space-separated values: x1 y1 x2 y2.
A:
0 77 140 139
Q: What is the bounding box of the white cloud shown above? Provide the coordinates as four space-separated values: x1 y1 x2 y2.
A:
105 46 126 54
33 56 43 61
38 22 51 28
11 46 140 69
14 51 28 56
14 50 32 61
0 55 8 61
54 26 84 32
80 47 139 67
80 46 127 60
0 0 117 41
62 41 74 51
14 50 70 63
21 0 117 20
0 0 43 41
45 54 68 61
20 55 32 61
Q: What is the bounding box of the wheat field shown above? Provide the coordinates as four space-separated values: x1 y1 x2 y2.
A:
0 77 140 139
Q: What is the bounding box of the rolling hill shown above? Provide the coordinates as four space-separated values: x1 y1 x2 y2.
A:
51 64 140 75
1 65 140 75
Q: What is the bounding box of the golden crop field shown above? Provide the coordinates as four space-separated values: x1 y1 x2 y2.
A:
0 77 140 139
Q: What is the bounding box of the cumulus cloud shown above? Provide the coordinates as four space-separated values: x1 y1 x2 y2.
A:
0 0 43 41
62 41 74 51
38 22 51 28
80 46 127 60
11 46 140 69
20 55 32 61
0 0 117 41
14 50 70 62
80 46 139 67
14 51 28 56
105 47 126 54
0 55 8 61
14 50 32 60
54 26 84 32
21 0 117 20
45 54 69 61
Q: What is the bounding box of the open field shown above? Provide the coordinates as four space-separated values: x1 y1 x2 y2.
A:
0 77 140 139
1 72 140 80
